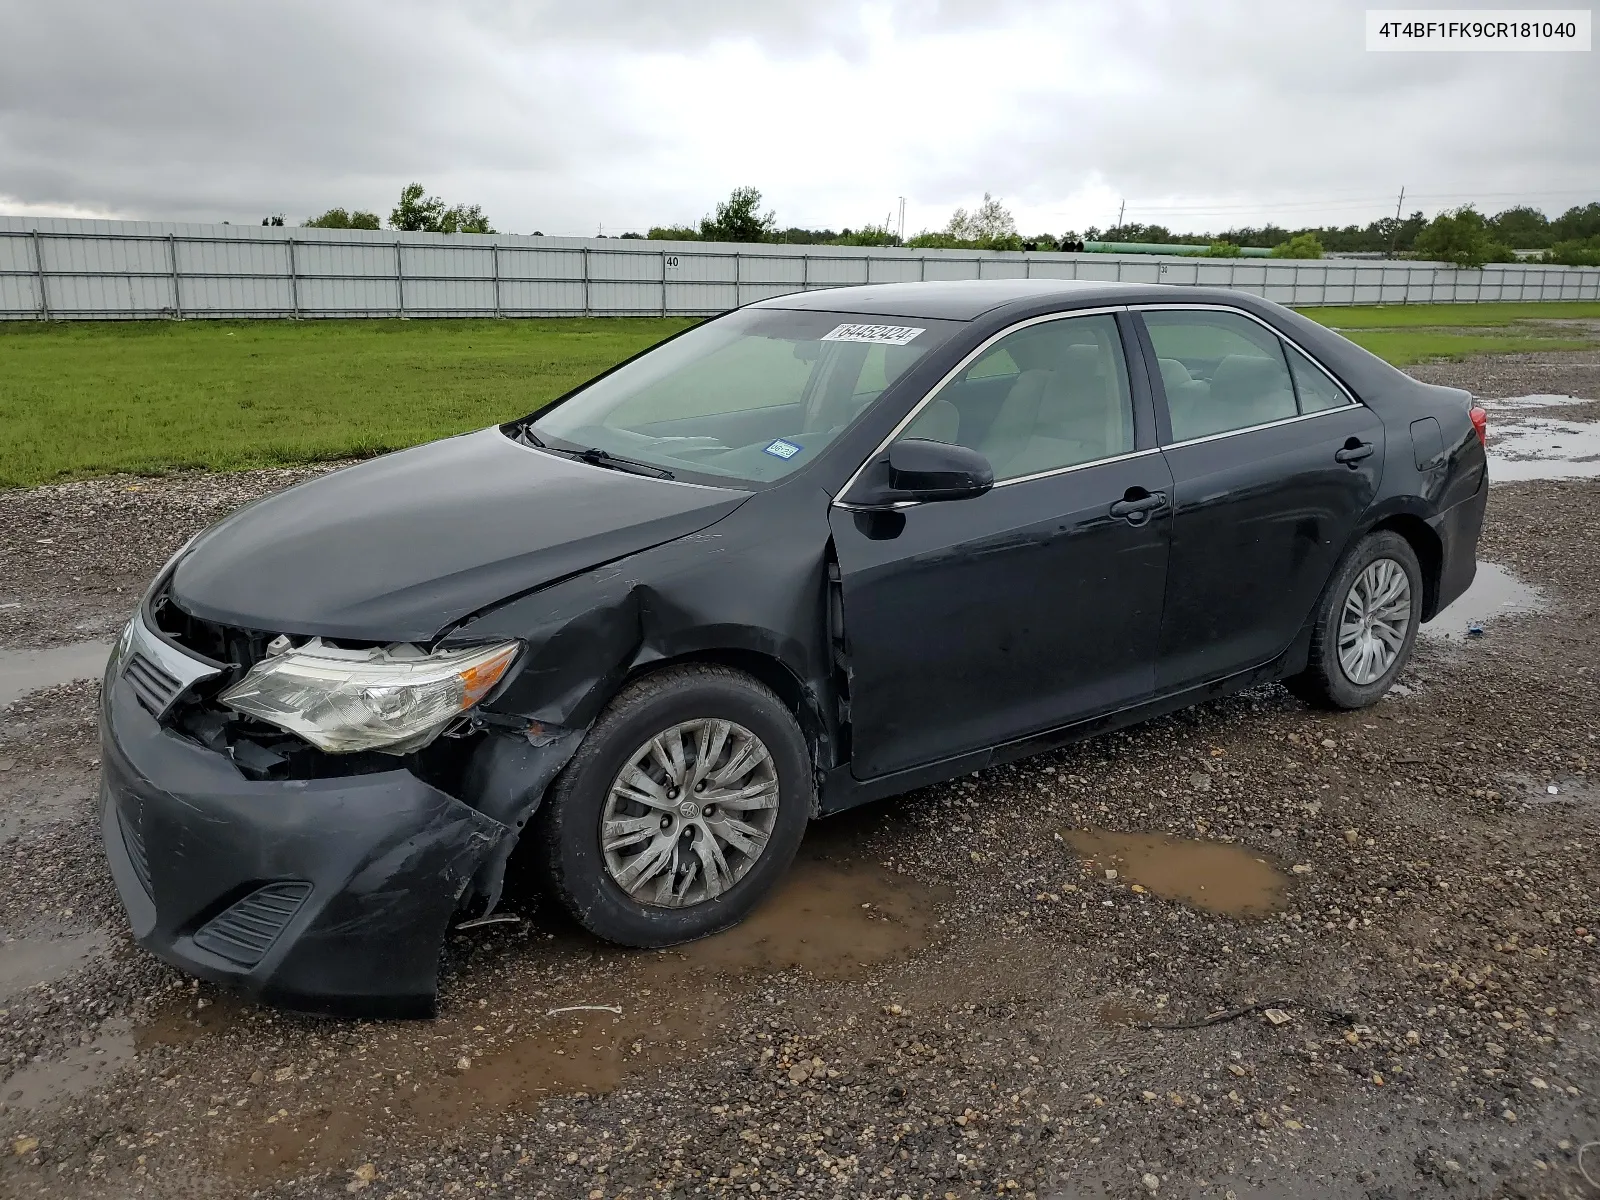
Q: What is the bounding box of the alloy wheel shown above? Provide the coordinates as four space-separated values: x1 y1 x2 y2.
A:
1338 557 1413 685
600 718 780 908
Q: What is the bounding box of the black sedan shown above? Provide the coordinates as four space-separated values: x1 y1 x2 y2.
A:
99 279 1488 1015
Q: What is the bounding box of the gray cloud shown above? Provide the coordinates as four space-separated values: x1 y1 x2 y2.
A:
0 0 1594 234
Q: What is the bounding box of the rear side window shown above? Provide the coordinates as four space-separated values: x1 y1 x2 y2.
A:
1284 343 1351 413
1143 310 1297 441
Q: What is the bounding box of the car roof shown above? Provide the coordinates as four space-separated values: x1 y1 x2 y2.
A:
751 278 1141 321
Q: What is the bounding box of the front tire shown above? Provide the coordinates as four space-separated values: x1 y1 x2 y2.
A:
536 665 812 947
1287 530 1423 710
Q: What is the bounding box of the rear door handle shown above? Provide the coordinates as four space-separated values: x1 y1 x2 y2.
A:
1335 441 1375 465
1109 491 1169 522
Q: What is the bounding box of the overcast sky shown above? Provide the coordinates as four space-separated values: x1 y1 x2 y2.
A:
1 0 1595 237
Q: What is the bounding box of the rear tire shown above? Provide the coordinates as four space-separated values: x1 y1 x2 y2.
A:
1287 531 1422 710
535 665 811 947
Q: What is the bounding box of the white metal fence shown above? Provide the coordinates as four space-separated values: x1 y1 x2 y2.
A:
2 216 1597 320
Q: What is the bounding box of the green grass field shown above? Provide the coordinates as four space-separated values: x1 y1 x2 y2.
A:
1335 330 1593 366
1291 300 1599 365
0 318 694 488
1294 300 1600 329
2 302 1596 488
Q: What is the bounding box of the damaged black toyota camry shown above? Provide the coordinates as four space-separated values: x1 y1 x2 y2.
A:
100 279 1489 1016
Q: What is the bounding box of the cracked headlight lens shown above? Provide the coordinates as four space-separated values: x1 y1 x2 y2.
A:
219 638 520 755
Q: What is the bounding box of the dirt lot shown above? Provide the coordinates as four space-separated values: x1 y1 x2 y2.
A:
0 355 1597 1200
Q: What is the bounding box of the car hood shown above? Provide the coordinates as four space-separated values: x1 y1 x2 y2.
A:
169 428 749 642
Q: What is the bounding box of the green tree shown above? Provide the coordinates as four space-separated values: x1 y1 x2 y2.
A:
389 183 495 234
391 183 447 232
1544 236 1600 267
1414 207 1493 268
1270 233 1325 259
947 193 1018 245
1487 205 1551 249
1551 202 1600 242
647 225 701 241
1203 240 1243 258
832 223 901 247
440 204 493 234
304 207 381 230
699 187 777 243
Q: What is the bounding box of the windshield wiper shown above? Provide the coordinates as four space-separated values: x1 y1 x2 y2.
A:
570 446 676 480
513 427 674 479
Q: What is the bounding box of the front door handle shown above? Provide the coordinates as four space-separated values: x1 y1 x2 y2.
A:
1109 490 1169 524
1335 441 1375 466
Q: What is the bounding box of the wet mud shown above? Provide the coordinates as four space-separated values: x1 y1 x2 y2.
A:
1485 392 1600 483
0 929 110 1001
31 845 949 1182
1420 560 1547 641
0 1021 133 1112
1064 830 1290 918
0 642 110 709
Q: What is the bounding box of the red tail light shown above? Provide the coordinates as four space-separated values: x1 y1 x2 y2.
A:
1469 404 1487 447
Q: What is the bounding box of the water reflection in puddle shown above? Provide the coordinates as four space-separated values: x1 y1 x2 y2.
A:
1486 395 1600 482
0 641 111 709
1065 830 1289 917
1422 562 1547 641
1481 393 1590 411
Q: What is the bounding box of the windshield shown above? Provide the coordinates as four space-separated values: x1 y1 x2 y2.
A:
525 308 961 485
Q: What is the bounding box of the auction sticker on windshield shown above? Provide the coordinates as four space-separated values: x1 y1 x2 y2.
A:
821 323 926 346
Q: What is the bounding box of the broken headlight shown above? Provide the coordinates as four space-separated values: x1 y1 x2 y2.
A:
219 639 520 755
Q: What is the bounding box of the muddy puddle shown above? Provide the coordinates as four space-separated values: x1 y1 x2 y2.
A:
1480 393 1591 411
0 641 111 709
0 1020 134 1110
1485 396 1600 482
1496 772 1599 808
124 844 948 1179
1422 561 1547 641
1065 830 1289 917
0 928 109 1000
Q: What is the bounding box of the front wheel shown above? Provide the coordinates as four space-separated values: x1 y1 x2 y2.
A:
1287 530 1423 710
535 665 812 947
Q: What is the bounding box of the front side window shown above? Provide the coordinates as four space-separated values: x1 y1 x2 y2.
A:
527 309 960 485
1143 309 1297 442
897 313 1134 483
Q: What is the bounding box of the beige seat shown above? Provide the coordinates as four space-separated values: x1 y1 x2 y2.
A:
1209 354 1296 429
978 341 1132 478
1157 357 1212 439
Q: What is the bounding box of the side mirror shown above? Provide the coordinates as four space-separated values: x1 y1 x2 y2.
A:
861 438 993 505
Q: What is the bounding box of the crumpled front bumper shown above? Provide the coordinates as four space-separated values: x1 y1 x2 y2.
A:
98 666 509 1018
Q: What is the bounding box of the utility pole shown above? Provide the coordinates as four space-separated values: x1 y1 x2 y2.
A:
1387 186 1405 258
897 196 906 242
1116 199 1126 232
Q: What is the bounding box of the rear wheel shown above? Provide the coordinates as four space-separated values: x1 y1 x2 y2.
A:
536 665 811 946
1287 531 1422 710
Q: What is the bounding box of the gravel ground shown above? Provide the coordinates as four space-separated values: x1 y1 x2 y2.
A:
1407 348 1600 403
1 358 1597 1199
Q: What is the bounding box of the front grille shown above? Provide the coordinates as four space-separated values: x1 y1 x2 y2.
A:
123 652 183 717
149 587 272 673
119 806 152 897
191 882 312 966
